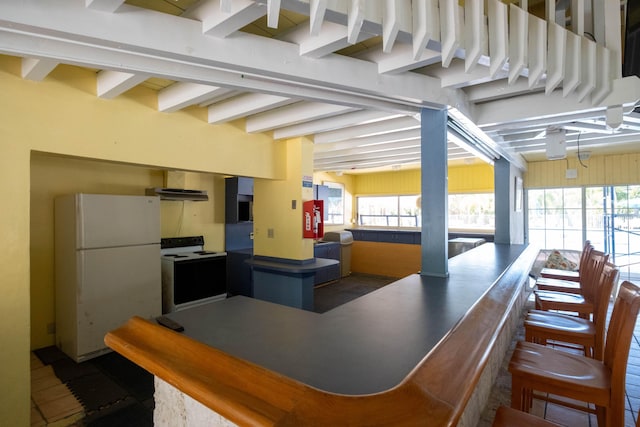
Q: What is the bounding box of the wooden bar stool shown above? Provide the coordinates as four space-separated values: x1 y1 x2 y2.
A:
539 240 592 281
534 243 595 295
509 281 640 427
534 250 609 319
525 264 619 360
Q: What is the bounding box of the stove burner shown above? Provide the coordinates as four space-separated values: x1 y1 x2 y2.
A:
194 250 217 255
165 254 188 258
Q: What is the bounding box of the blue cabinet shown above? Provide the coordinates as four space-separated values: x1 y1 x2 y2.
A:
226 249 253 297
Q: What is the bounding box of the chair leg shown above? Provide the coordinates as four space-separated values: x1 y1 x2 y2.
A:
596 405 606 427
511 376 525 411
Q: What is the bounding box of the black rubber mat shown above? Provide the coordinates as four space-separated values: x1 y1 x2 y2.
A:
33 346 153 422
50 357 100 383
67 372 128 413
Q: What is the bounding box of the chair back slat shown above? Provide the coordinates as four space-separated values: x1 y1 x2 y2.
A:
579 250 609 303
592 263 619 360
577 241 593 274
603 281 640 421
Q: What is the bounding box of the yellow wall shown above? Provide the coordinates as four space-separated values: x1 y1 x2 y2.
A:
352 163 495 195
525 153 640 188
254 138 315 260
0 54 286 425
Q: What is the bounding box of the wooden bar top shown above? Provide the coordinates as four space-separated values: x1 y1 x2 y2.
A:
105 243 538 426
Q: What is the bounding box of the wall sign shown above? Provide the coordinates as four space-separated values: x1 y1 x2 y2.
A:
302 175 313 188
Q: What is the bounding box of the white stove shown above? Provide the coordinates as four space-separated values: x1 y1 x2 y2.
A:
160 236 227 313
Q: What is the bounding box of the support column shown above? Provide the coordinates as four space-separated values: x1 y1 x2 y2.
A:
420 108 449 278
494 158 511 244
250 137 337 310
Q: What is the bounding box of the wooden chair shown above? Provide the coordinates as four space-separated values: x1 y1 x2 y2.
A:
492 406 562 427
509 281 640 427
538 240 592 281
535 243 595 295
534 249 609 319
525 263 619 360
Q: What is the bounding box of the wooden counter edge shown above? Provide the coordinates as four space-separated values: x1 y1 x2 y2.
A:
105 244 537 426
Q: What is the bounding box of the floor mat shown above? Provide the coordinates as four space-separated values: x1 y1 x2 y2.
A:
67 372 129 413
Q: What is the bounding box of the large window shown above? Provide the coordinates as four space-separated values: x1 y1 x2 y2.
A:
448 193 495 230
528 188 583 250
527 185 640 282
357 195 421 227
356 192 494 229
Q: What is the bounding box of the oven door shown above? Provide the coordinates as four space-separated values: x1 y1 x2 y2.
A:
172 256 227 309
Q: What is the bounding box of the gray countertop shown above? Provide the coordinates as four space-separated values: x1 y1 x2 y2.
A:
164 243 529 395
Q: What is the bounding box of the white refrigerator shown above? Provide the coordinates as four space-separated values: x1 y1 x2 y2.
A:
55 193 162 362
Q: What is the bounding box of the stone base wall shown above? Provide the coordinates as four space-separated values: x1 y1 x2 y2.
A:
154 377 239 427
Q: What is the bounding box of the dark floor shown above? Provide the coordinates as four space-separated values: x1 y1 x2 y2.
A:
31 272 397 426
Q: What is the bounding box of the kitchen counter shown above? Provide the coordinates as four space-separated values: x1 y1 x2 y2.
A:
153 243 529 395
106 243 537 425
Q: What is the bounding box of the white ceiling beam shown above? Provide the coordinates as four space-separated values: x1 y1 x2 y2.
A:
426 59 496 89
545 23 566 95
267 0 281 28
314 116 420 143
316 128 421 152
85 0 125 13
571 0 585 36
593 0 621 79
208 93 296 124
96 70 148 99
474 76 640 129
487 0 508 79
508 4 527 84
246 102 356 133
313 128 420 152
464 0 485 73
289 21 352 58
21 57 58 81
186 0 267 38
562 30 580 97
574 37 596 102
158 82 231 113
464 78 544 103
412 0 439 60
309 0 328 36
0 1 460 115
273 110 400 140
314 153 422 170
315 141 421 161
347 0 366 44
591 45 613 105
439 0 462 68
382 0 411 53
527 14 546 88
363 43 441 74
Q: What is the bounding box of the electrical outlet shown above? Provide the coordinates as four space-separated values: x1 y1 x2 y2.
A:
250 232 254 240
566 169 577 179
267 228 274 238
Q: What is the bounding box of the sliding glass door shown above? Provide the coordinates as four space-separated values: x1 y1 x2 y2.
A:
528 185 640 282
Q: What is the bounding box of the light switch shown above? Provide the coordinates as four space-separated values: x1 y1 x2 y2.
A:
565 169 577 179
292 200 297 209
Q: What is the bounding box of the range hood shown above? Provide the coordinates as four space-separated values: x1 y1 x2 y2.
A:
145 188 209 201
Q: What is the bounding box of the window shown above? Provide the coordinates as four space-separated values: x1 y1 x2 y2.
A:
356 193 494 229
448 193 495 230
324 182 344 225
527 185 640 282
357 195 421 227
527 187 583 250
